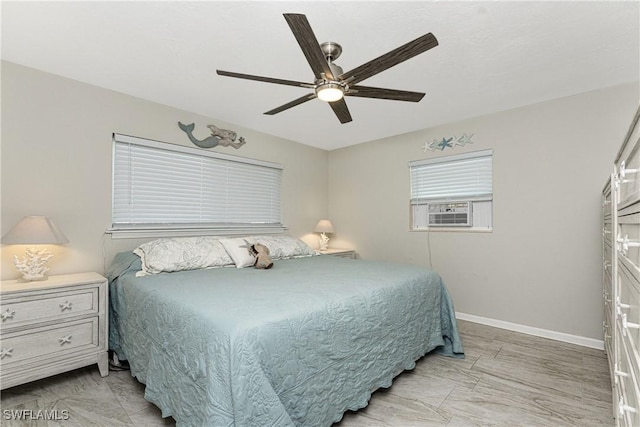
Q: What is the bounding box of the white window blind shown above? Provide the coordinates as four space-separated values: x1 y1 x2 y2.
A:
111 134 284 234
409 149 493 230
409 149 493 203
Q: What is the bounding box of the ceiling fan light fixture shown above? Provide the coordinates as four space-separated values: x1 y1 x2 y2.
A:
316 82 344 102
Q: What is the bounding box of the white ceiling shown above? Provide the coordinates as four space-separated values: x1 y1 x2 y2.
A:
2 1 638 150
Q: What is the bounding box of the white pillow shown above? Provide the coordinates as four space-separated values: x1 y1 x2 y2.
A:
252 235 317 259
219 237 257 268
133 236 233 276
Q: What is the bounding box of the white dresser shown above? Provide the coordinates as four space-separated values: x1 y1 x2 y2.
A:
602 105 640 426
0 272 109 389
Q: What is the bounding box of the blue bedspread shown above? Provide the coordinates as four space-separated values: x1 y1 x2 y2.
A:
107 253 463 427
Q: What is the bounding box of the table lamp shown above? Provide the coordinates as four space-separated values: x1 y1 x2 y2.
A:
314 219 334 251
1 216 69 281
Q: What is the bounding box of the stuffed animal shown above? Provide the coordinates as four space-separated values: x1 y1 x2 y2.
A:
250 243 273 269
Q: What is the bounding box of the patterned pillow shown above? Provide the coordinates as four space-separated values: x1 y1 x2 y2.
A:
219 237 257 268
252 235 317 259
134 236 233 276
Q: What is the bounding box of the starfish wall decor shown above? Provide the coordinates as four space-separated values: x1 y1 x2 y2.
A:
421 133 474 152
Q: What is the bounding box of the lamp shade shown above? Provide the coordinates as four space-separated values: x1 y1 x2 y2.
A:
1 216 69 245
314 219 335 234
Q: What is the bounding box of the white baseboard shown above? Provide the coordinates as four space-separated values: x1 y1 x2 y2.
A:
455 312 604 350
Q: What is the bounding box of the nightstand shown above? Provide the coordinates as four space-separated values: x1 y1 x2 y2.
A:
318 248 356 259
0 272 108 389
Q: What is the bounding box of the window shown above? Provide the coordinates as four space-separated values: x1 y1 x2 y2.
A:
110 133 284 238
409 149 493 230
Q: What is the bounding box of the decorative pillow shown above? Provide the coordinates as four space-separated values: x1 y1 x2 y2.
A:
133 236 233 276
252 235 317 259
219 237 257 268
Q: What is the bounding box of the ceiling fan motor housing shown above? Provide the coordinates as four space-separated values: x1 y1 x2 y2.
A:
328 61 344 79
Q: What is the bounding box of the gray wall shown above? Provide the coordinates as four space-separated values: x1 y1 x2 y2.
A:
1 61 328 279
327 83 638 340
3 59 638 342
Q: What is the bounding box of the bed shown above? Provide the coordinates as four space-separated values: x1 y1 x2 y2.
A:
107 249 464 427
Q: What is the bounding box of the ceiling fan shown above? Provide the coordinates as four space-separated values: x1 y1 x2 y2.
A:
216 13 438 124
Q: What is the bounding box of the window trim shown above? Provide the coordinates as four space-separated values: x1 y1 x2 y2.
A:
108 133 286 239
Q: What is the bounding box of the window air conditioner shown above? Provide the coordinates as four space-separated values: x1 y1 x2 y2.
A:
427 202 472 227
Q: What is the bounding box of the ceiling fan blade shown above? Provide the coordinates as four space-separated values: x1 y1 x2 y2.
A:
347 85 425 102
216 70 313 88
283 14 335 80
339 33 438 85
329 98 352 124
264 93 317 115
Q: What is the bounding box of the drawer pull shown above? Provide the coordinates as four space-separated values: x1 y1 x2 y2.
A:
619 400 638 415
59 335 72 345
618 161 638 181
59 301 73 312
621 313 640 336
616 234 640 256
618 302 631 310
0 348 13 359
615 369 629 378
1 309 15 321
616 297 631 315
602 228 612 235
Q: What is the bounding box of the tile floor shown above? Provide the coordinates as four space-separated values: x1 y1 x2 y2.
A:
0 320 614 426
